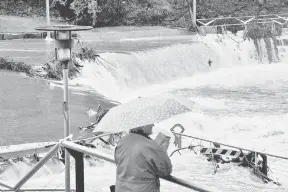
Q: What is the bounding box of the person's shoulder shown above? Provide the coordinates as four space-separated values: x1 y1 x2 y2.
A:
141 138 163 152
118 133 145 145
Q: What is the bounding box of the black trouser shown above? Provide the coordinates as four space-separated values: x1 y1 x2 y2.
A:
110 185 115 192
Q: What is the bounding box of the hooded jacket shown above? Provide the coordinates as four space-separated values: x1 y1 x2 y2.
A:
114 133 172 192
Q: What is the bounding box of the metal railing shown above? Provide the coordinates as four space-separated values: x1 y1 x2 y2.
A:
1 127 287 191
0 136 212 192
173 133 288 160
62 140 212 192
196 14 288 27
170 128 288 186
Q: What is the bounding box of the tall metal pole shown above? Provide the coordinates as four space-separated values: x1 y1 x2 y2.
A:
192 0 197 27
45 0 51 39
35 24 93 192
62 60 70 192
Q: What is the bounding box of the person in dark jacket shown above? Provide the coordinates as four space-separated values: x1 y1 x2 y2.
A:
113 124 172 192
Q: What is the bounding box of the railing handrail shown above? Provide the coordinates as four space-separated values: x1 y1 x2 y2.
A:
0 181 13 190
174 133 288 160
0 142 61 191
196 14 288 28
0 142 57 159
0 133 112 159
197 14 288 21
1 139 211 192
13 143 61 191
1 188 75 191
61 140 214 192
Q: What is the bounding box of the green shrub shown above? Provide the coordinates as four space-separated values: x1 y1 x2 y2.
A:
52 0 172 26
0 57 33 75
74 46 98 61
42 46 98 80
123 0 172 25
42 59 80 80
245 23 274 40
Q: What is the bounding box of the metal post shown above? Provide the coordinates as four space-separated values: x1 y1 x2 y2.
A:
54 31 58 59
45 0 51 39
67 149 84 192
35 24 92 192
255 152 258 168
260 154 268 176
62 60 71 192
192 0 197 27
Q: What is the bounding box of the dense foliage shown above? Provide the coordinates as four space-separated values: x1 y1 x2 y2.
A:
41 46 98 80
0 57 33 75
50 0 173 26
0 47 98 80
245 24 274 39
1 0 287 31
0 0 59 18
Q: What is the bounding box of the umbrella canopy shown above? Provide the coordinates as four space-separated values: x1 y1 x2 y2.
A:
93 95 195 133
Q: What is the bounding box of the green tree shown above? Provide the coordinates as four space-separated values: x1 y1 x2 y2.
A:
122 0 172 25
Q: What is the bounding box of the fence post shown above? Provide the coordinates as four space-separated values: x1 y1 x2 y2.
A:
67 149 84 192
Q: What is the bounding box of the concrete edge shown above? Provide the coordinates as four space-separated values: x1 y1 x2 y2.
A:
0 32 78 40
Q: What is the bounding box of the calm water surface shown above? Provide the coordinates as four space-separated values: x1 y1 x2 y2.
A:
0 71 116 145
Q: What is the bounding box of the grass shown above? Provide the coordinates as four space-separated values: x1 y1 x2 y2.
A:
0 15 61 33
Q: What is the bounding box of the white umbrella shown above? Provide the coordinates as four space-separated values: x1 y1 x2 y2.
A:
93 95 195 133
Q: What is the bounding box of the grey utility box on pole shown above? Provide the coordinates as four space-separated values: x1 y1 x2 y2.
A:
35 25 92 192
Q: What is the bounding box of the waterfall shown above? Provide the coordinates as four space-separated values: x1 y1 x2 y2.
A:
73 33 286 101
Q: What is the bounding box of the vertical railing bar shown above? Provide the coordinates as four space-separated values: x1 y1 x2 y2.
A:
67 149 84 192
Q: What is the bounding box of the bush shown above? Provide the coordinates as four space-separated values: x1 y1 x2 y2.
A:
0 46 99 80
0 0 59 18
123 0 172 25
74 46 99 61
52 0 172 26
42 59 81 80
42 46 98 80
245 23 274 40
0 57 33 75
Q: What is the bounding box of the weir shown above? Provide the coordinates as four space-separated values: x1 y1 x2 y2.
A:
75 33 286 102
0 13 288 192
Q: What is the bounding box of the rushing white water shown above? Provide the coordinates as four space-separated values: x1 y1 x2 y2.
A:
72 34 283 102
1 32 287 191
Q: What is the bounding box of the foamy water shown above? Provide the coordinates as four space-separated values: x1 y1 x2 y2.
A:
1 32 287 191
71 33 283 102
